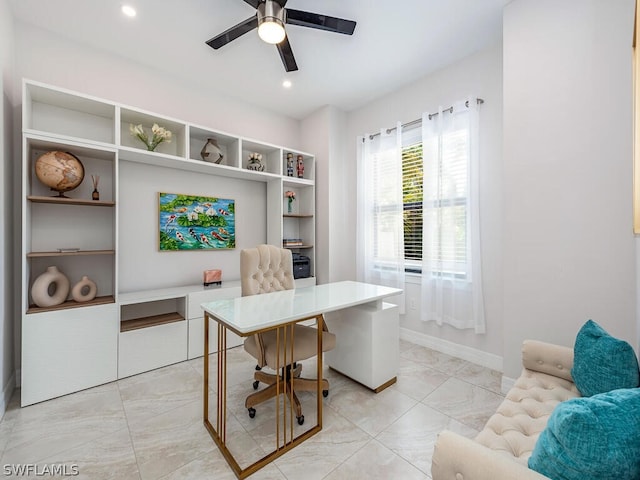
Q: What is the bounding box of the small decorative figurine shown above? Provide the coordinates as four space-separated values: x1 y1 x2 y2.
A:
201 138 224 164
91 174 100 201
285 190 296 213
247 152 265 171
296 155 304 178
286 152 294 177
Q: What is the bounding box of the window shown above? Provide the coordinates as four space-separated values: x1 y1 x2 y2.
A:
402 142 423 266
401 125 469 277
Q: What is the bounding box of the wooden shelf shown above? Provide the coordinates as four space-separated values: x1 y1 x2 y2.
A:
27 295 115 314
283 245 313 249
27 195 115 207
120 312 185 332
283 214 314 218
27 249 115 258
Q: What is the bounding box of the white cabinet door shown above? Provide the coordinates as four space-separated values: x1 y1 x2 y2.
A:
118 321 188 378
324 302 399 391
21 303 118 406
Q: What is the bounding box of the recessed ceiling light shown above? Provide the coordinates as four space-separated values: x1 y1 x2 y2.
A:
282 80 292 89
121 5 137 17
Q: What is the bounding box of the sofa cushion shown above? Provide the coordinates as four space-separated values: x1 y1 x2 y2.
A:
571 319 639 397
475 368 580 465
528 388 640 480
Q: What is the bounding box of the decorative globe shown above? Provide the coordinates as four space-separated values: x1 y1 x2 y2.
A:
35 151 85 197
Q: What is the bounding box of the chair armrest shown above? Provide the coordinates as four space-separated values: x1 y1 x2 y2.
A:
431 430 549 480
521 340 574 382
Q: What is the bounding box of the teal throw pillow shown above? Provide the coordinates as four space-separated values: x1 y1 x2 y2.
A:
528 388 640 480
571 319 639 397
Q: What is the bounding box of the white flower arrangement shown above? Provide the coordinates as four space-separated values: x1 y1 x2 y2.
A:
130 123 172 151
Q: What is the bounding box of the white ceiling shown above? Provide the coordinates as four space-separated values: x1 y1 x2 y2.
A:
9 0 509 119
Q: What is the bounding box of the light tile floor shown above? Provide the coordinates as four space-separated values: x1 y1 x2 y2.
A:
0 341 504 479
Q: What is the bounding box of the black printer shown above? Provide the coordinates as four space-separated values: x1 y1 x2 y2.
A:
292 253 311 279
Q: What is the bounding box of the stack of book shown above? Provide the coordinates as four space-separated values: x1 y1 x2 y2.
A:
283 238 303 247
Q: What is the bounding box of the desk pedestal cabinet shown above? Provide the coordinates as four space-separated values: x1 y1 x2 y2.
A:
324 301 399 392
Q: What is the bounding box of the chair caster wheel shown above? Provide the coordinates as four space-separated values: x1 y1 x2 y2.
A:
248 408 256 419
297 415 304 425
253 380 260 390
322 390 329 398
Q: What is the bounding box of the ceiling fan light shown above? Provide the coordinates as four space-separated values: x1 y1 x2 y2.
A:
258 20 285 44
257 1 286 44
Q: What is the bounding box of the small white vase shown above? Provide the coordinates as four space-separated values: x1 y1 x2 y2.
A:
31 266 70 307
71 275 97 303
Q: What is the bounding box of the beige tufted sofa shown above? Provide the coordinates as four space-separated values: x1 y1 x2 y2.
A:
431 340 581 480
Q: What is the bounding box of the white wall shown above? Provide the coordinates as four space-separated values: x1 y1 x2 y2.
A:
0 0 15 418
502 0 637 379
344 45 504 359
118 161 266 291
300 105 348 285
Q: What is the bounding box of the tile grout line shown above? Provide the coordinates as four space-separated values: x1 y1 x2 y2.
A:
116 381 144 480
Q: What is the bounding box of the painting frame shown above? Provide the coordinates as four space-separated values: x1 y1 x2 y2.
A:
158 192 235 251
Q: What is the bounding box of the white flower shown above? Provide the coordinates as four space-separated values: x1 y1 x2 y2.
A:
152 123 172 141
188 212 198 221
193 206 204 213
130 123 172 150
130 124 145 136
205 208 216 216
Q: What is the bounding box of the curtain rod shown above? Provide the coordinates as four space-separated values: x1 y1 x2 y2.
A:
367 98 484 140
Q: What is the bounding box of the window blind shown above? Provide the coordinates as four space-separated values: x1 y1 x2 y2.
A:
401 127 469 274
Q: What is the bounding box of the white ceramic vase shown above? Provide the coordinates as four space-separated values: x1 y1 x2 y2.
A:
71 275 97 303
31 266 70 307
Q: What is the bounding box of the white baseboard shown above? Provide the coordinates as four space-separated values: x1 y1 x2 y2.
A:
1 372 16 420
400 327 503 372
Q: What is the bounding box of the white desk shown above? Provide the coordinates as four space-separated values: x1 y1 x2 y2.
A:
201 280 402 479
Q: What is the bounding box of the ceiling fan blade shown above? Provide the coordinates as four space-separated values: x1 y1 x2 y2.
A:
243 0 260 8
206 16 258 50
285 9 356 35
277 37 298 72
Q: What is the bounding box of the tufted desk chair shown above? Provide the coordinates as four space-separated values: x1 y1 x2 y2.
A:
240 244 336 425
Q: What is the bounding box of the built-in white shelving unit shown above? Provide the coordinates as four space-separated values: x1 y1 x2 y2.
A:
20 79 316 406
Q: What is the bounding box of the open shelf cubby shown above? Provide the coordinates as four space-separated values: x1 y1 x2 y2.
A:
120 312 185 333
27 295 115 314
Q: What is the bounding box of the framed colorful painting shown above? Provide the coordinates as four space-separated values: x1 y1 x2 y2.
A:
159 192 235 250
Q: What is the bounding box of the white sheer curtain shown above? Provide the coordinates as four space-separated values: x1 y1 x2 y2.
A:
357 124 405 313
420 98 485 333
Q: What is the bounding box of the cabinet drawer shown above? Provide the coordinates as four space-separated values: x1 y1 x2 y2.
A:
118 320 187 378
21 303 118 406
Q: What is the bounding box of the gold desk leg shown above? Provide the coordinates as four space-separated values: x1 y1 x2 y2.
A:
203 315 324 479
203 312 209 423
317 314 324 430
